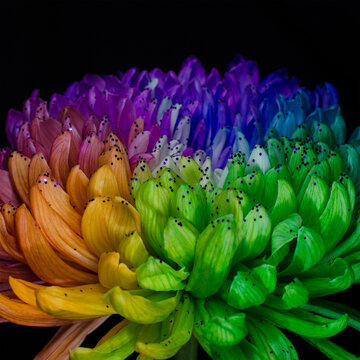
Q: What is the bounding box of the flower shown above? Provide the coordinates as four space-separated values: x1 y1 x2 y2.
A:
2 55 360 359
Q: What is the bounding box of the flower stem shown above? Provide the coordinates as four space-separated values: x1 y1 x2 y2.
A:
175 336 198 360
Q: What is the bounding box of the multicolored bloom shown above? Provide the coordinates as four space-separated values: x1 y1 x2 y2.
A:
1 55 360 359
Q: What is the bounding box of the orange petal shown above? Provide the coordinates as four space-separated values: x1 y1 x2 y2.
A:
16 204 97 286
66 165 89 215
1 203 16 236
0 292 74 326
8 151 30 207
87 164 120 200
49 132 76 188
34 317 109 360
28 152 52 188
35 173 82 235
128 117 145 147
30 186 98 272
9 276 45 306
78 133 104 178
99 145 132 203
0 212 25 262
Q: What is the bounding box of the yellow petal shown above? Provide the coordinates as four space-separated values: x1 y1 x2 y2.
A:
118 231 149 268
8 151 30 207
16 204 97 286
66 165 89 215
36 283 116 319
104 287 181 324
87 164 120 200
0 211 24 262
81 197 116 256
34 317 108 360
98 252 138 290
0 292 74 326
9 276 45 306
99 143 132 203
1 203 17 236
82 196 140 256
28 152 52 188
30 185 98 272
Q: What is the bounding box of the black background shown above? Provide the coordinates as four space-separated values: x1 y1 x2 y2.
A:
0 0 360 359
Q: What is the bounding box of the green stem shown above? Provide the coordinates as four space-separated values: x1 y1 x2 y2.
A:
175 336 198 360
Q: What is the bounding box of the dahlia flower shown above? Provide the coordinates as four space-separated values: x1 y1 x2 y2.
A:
1 56 360 359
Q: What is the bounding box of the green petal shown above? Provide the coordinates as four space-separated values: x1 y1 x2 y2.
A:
269 179 297 226
163 217 198 270
266 278 309 310
266 137 285 168
299 258 354 297
155 167 183 193
313 181 351 252
338 172 356 213
173 183 208 232
279 226 325 276
312 122 335 149
267 213 302 267
245 145 271 175
314 141 331 162
223 151 246 186
247 306 348 338
131 160 153 198
262 164 292 209
238 340 268 360
301 298 360 331
136 256 189 291
220 263 277 310
179 156 204 186
298 176 330 226
103 287 181 324
204 297 248 346
336 144 360 191
229 170 265 206
343 250 360 281
246 316 299 360
323 209 360 261
135 179 172 258
236 205 271 262
327 150 345 182
136 293 194 359
291 124 310 142
302 337 359 360
70 320 141 359
118 231 149 268
186 215 236 298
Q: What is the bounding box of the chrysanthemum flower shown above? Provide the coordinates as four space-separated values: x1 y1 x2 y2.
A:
2 55 360 359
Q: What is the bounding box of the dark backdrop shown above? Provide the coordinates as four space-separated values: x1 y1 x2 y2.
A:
0 0 359 359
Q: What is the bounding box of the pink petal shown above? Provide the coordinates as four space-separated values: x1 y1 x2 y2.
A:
82 115 99 138
58 106 85 138
128 131 150 158
98 116 112 141
78 134 104 178
0 261 38 283
0 170 21 206
128 117 144 147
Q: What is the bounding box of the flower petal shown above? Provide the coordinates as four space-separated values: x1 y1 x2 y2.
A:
16 204 97 286
78 134 104 178
66 165 89 215
30 185 98 272
8 151 30 207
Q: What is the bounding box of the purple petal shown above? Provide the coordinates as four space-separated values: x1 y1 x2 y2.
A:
5 109 23 148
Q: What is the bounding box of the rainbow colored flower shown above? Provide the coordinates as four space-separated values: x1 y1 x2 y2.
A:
1 56 360 359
